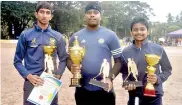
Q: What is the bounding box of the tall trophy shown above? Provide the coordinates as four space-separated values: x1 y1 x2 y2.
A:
43 38 56 76
69 36 85 87
122 58 143 88
144 54 160 97
89 59 110 90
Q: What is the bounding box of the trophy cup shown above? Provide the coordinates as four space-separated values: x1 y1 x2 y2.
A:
43 38 56 76
89 59 110 90
144 54 160 97
69 36 85 87
122 58 143 88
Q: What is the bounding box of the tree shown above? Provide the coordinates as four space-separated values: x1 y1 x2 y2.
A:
50 1 84 38
0 1 156 39
101 1 154 38
167 25 181 33
1 1 36 39
150 22 168 41
166 13 174 24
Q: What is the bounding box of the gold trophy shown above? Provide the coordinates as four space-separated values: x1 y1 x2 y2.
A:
144 54 160 97
69 36 85 87
89 59 110 90
43 38 56 75
122 58 143 87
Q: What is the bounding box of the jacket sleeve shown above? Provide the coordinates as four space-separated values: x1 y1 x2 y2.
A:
109 33 122 58
156 48 172 84
55 35 68 75
13 32 30 78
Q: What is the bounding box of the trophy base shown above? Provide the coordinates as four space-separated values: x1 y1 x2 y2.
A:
89 79 109 90
69 78 81 87
144 88 156 97
122 81 143 87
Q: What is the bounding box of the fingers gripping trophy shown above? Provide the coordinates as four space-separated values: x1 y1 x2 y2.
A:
69 36 85 87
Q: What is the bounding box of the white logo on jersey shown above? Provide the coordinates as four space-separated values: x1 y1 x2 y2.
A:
81 39 86 43
98 38 105 44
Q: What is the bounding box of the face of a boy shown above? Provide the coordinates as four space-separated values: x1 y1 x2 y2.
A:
35 8 52 25
131 23 149 41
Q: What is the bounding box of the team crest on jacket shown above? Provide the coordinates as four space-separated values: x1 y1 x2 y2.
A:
30 38 38 47
49 38 56 46
98 38 105 44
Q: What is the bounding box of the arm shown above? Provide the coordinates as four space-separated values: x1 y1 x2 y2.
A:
108 57 121 81
55 35 69 79
120 54 129 80
108 33 122 81
66 56 72 72
156 48 172 84
66 35 74 72
13 32 30 79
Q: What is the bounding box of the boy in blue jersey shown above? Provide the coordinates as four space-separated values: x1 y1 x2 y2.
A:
13 2 68 105
121 17 172 105
67 2 122 105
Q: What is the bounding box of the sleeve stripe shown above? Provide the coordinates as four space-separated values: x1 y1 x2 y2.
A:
111 47 122 53
111 49 122 55
112 49 122 54
112 52 122 56
112 51 122 55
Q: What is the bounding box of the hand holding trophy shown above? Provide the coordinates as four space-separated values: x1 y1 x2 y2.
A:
123 58 143 88
89 59 111 90
69 36 85 87
144 54 160 97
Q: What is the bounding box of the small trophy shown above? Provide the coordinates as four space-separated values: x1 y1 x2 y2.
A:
69 36 85 87
144 54 160 97
122 58 143 88
43 38 56 76
89 59 110 90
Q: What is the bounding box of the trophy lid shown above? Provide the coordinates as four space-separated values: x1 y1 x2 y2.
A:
43 46 56 54
73 36 80 46
145 54 160 66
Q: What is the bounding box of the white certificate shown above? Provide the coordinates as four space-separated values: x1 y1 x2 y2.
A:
27 72 62 105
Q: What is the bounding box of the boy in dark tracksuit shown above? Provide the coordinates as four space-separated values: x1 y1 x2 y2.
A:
121 17 172 105
13 2 68 105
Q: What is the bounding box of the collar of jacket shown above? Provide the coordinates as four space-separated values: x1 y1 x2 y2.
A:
33 22 51 32
131 39 149 50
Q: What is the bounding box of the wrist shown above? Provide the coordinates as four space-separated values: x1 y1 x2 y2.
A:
26 74 32 80
155 75 161 84
54 74 62 79
108 74 115 82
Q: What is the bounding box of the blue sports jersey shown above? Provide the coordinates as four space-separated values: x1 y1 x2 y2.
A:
14 23 68 79
69 26 122 91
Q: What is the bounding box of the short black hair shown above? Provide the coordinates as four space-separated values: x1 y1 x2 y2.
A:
36 1 53 13
130 17 149 31
85 1 101 13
